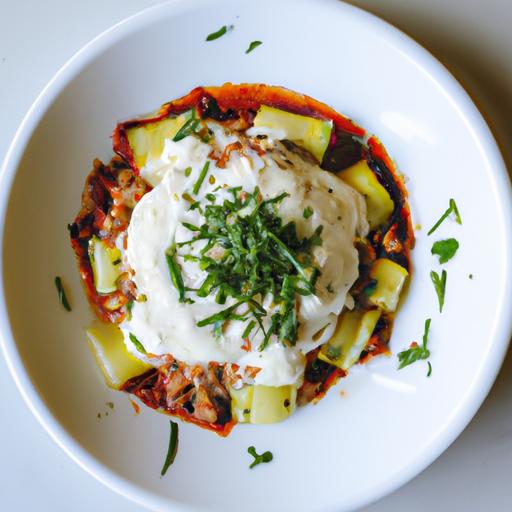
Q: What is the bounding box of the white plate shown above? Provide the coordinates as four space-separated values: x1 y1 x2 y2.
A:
1 0 511 511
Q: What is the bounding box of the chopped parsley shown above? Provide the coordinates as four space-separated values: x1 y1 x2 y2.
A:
129 332 146 354
206 25 231 41
245 40 262 54
161 420 179 476
172 111 201 142
247 446 273 469
165 245 186 303
192 161 210 195
431 238 459 264
303 206 313 219
174 187 322 347
397 318 432 370
54 276 71 312
430 269 447 312
428 198 462 235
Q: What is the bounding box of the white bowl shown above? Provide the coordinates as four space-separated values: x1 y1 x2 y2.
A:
1 0 511 511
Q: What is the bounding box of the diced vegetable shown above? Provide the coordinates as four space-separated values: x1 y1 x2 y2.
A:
249 385 296 424
229 385 254 423
230 384 297 424
86 322 151 390
127 113 189 170
367 258 409 312
253 105 332 162
318 309 381 370
337 160 394 229
88 236 122 294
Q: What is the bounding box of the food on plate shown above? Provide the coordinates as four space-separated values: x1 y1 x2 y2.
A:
69 83 413 436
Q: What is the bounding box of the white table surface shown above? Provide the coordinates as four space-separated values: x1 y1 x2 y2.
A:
1 1 511 510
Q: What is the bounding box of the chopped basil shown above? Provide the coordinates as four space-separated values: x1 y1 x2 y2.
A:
247 445 273 469
161 420 179 476
428 198 462 235
192 161 210 195
430 269 447 312
129 332 146 354
303 206 313 219
245 40 262 54
431 238 459 264
54 276 71 312
206 25 230 41
397 318 431 370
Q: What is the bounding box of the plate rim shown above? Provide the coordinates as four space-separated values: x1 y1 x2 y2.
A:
0 0 511 510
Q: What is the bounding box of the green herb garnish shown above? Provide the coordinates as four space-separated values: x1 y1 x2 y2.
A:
247 446 273 469
165 245 186 303
431 238 459 264
245 40 262 54
182 187 322 346
192 161 210 195
161 420 179 476
427 361 432 377
126 300 134 320
397 318 431 370
184 166 192 177
428 198 462 235
173 111 201 142
206 25 230 41
303 206 313 219
430 269 447 312
129 333 146 354
54 276 71 312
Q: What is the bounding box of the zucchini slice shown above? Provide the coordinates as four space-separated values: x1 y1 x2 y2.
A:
86 322 151 390
253 105 332 162
318 309 381 370
126 113 189 170
367 258 409 313
337 160 394 229
88 236 122 294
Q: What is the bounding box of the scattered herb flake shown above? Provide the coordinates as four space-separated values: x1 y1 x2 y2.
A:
173 112 201 142
206 25 230 41
427 361 433 377
397 318 432 370
431 238 459 264
106 402 114 409
192 161 210 195
430 269 447 312
54 276 71 312
165 245 186 303
303 206 313 219
161 420 179 476
247 446 273 469
428 198 462 235
469 273 473 279
245 40 262 54
184 166 192 177
129 332 147 354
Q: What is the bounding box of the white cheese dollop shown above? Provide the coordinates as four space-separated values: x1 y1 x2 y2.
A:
120 128 368 387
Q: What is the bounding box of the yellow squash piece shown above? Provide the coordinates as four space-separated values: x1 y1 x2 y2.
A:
249 385 297 424
337 160 394 229
88 236 122 294
319 309 381 370
253 105 333 162
368 258 409 313
127 113 189 170
86 322 151 390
